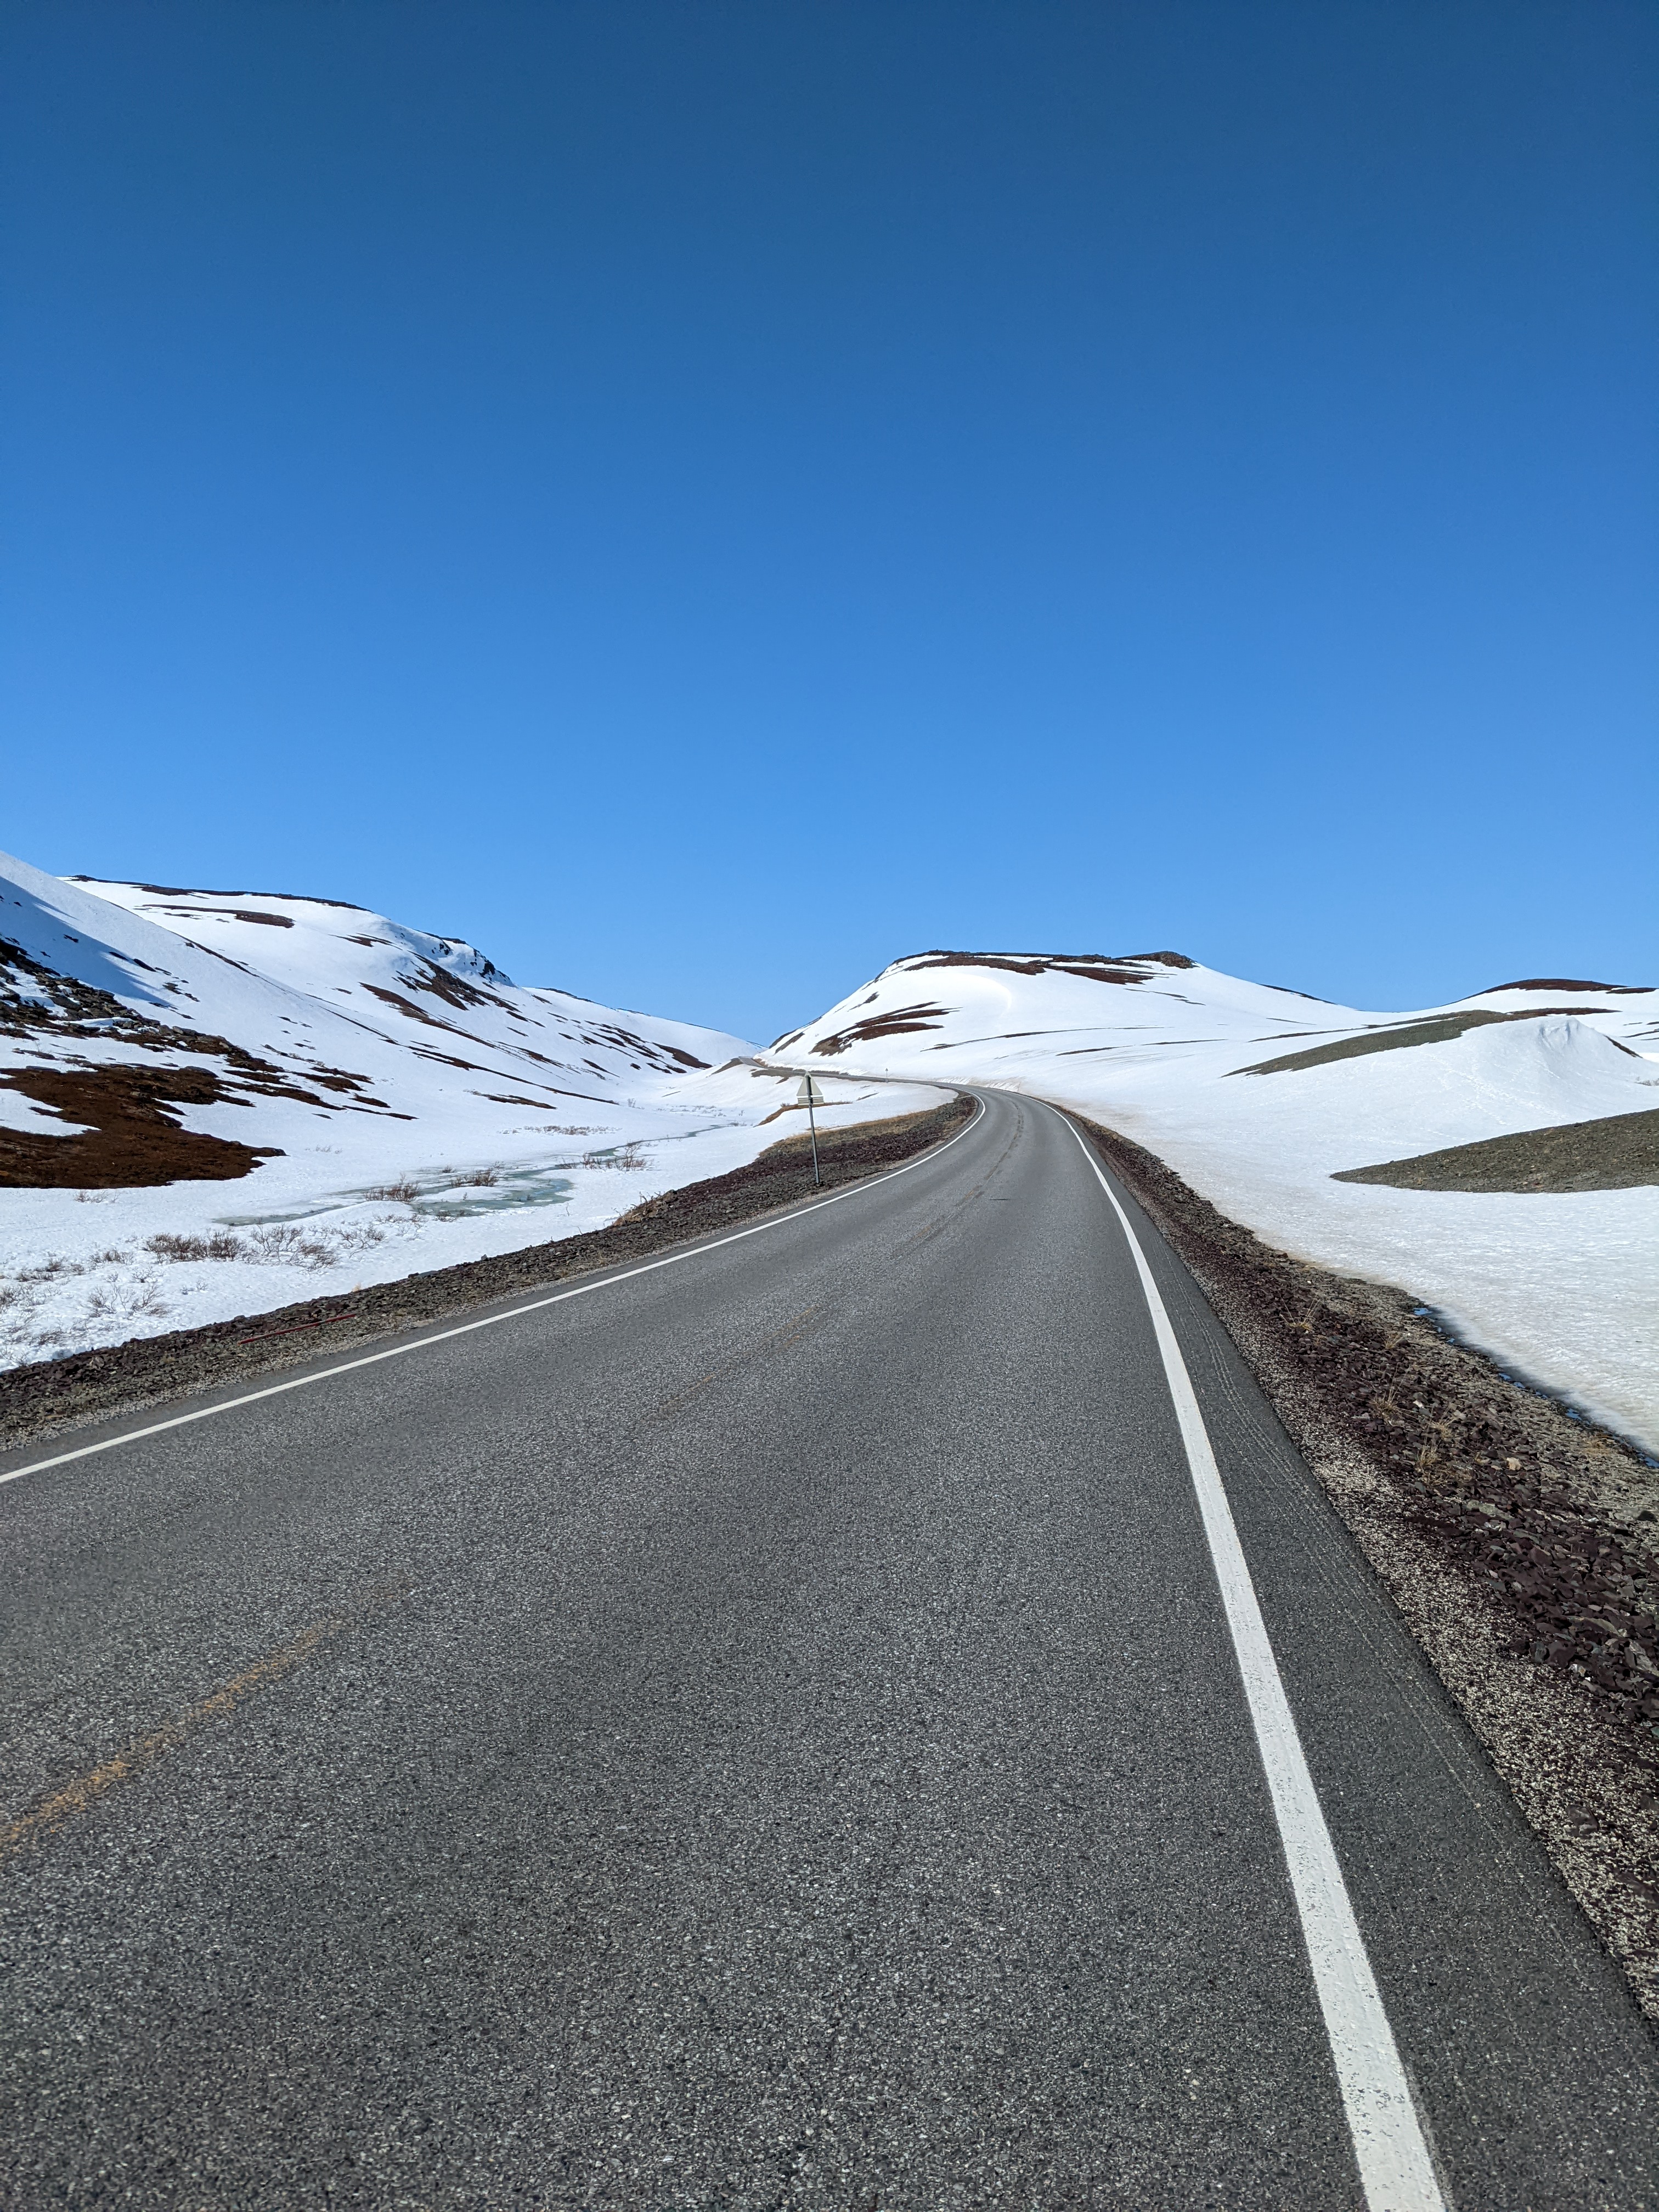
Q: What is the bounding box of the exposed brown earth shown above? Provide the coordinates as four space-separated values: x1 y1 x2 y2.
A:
810 1003 953 1056
0 1065 284 1188
910 949 1196 983
0 930 433 1186
139 906 296 928
1335 1105 1659 1193
0 1095 972 1454
1074 1112 1659 2018
1488 976 1652 994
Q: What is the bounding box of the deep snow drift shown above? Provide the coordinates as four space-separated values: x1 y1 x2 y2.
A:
0 853 941 1367
761 951 1659 1453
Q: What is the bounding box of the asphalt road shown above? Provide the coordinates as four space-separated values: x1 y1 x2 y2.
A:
2 1089 1654 2209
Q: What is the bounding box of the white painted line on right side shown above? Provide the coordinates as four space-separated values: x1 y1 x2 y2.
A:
1060 1111 1449 2212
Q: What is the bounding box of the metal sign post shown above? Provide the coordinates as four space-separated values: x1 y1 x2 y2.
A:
797 1075 825 1187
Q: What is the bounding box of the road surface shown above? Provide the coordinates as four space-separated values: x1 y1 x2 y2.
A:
2 1089 1654 2207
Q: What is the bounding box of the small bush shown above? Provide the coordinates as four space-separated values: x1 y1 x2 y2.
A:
81 1276 171 1324
244 1224 335 1268
145 1231 244 1262
456 1167 500 1187
367 1176 420 1204
19 1255 82 1282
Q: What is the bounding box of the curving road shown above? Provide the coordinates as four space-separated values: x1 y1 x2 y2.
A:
2 1090 1654 2208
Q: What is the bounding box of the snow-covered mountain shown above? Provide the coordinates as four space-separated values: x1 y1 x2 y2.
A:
0 852 940 1366
761 950 1659 1451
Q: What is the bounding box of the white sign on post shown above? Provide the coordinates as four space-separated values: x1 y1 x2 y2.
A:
796 1075 826 1186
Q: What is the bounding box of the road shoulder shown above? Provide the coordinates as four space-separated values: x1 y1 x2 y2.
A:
1070 1109 1659 2025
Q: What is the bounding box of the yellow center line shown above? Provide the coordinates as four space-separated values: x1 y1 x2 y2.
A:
3 1607 352 1868
646 1304 820 1424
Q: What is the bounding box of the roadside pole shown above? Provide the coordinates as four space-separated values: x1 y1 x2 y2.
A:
797 1075 825 1187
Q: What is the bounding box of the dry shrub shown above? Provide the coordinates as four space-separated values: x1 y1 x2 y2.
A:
245 1224 334 1269
581 1145 646 1172
18 1255 82 1282
368 1176 420 1204
84 1279 169 1321
146 1231 244 1262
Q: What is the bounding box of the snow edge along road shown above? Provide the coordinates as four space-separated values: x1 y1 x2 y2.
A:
0 1098 986 1489
1053 1103 1449 2212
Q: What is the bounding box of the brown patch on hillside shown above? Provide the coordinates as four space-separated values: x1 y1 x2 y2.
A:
1072 1113 1659 2017
811 1003 953 1056
145 906 295 928
1488 978 1651 995
3 933 388 1114
359 976 701 1081
913 954 1049 977
909 949 1195 984
1335 1108 1659 1194
1231 1007 1621 1079
405 959 503 1013
0 1065 283 1188
362 983 450 1026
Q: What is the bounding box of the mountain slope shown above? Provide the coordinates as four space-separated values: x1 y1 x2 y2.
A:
0 853 941 1365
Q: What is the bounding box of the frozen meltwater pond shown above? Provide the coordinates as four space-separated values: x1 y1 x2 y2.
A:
217 1160 581 1227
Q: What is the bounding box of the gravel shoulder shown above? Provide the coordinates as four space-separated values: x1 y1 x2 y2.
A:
0 1096 973 1456
1074 1110 1659 2022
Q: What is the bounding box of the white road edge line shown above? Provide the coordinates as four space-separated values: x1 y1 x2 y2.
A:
0 1097 984 1489
1058 1111 1449 2212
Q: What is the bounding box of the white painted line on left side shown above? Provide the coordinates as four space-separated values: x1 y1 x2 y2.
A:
0 1099 983 1489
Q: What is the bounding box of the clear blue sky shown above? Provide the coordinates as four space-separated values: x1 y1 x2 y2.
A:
4 2 1654 1042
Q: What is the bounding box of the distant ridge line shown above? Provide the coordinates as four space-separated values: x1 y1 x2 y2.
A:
1484 976 1650 995
905 948 1197 970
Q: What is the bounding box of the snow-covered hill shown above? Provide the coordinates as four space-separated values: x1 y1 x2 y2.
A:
0 853 941 1367
761 950 1659 1452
